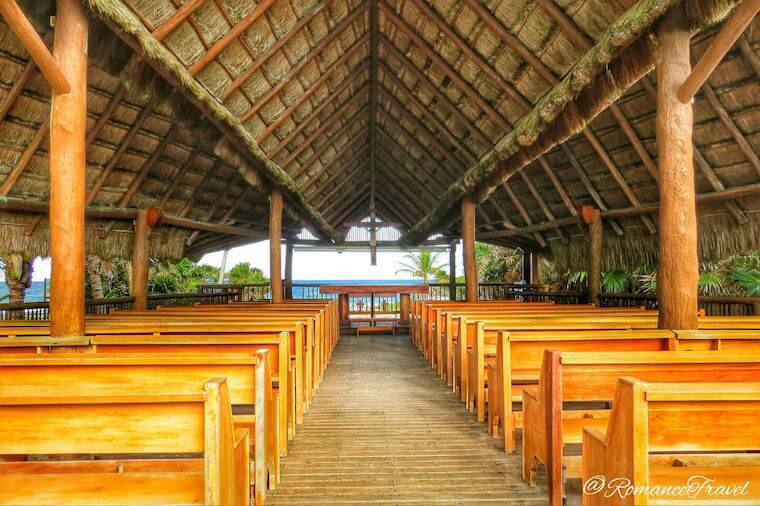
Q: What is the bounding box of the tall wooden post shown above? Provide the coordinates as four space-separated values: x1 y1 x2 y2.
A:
462 197 478 302
269 189 283 303
284 238 294 299
131 209 150 310
448 240 457 301
49 0 87 337
656 5 699 329
582 205 603 306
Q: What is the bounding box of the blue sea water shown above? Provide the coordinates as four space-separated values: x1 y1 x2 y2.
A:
0 280 48 302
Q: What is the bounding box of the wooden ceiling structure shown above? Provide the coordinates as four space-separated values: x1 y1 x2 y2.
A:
0 0 759 265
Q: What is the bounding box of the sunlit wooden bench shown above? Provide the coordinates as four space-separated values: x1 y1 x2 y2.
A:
0 351 277 503
0 377 249 505
522 350 760 505
582 378 760 505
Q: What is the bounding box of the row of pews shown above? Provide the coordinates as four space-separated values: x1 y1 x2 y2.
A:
410 300 760 505
0 300 339 505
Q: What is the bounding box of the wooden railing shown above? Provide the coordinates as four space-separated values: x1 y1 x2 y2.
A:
599 293 760 316
0 291 241 320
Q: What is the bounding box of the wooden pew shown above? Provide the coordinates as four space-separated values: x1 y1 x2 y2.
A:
674 329 760 351
0 351 277 504
0 377 249 505
523 350 760 505
456 315 661 410
582 378 760 505
0 336 88 353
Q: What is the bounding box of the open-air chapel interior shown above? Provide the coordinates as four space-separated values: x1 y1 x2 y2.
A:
1 0 760 504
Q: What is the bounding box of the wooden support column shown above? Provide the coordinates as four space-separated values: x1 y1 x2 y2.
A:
462 197 478 302
582 205 603 306
449 240 457 301
284 238 294 299
656 6 699 329
49 0 87 338
269 189 283 303
131 209 150 310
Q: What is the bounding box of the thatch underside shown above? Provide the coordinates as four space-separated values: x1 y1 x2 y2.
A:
0 0 759 270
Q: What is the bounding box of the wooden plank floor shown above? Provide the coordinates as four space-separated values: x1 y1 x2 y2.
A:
269 334 550 505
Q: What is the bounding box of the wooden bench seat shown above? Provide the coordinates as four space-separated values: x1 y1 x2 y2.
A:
0 351 277 504
0 378 249 506
583 379 760 505
523 350 760 505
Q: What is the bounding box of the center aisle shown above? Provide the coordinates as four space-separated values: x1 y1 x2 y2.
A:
269 334 548 504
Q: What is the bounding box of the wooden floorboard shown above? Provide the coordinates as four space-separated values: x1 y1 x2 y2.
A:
269 334 553 505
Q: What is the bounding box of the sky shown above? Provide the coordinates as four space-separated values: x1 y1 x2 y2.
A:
23 240 464 282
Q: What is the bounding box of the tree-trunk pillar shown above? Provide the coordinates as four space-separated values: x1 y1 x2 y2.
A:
284 238 294 299
582 205 603 306
270 189 283 303
49 0 87 337
4 254 33 304
449 240 457 301
656 5 699 329
217 248 229 284
131 209 150 311
462 197 478 302
87 256 104 300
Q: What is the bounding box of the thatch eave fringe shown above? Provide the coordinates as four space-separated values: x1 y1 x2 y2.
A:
399 0 740 246
82 0 341 243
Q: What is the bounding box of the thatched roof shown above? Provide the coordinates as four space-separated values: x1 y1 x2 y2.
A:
1 0 759 269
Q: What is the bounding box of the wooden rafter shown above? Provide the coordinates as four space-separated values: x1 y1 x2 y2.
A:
330 191 370 227
379 63 477 162
187 186 253 245
222 2 328 101
325 180 369 222
0 120 48 196
501 182 547 247
301 132 368 194
306 147 368 202
379 35 491 147
152 0 207 40
517 171 569 244
0 0 69 94
379 1 508 129
239 3 369 122
369 0 379 214
537 156 577 217
375 157 436 209
270 67 369 160
156 146 202 208
290 104 369 180
375 138 446 194
258 34 369 143
312 157 368 207
189 0 277 75
559 143 625 235
0 59 35 123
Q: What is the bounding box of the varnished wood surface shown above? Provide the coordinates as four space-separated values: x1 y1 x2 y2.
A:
269 334 550 504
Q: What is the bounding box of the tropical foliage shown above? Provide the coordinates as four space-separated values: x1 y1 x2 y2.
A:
226 262 268 285
475 243 523 283
395 250 448 283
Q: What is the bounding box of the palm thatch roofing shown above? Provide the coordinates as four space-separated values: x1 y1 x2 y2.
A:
1 0 759 269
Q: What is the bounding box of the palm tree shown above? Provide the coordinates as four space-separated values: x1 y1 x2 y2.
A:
395 250 448 284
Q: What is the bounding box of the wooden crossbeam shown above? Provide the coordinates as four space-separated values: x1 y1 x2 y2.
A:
379 1 508 130
258 34 369 143
239 3 369 122
0 0 70 94
290 103 369 180
222 2 330 100
301 132 368 194
678 0 760 102
269 63 369 159
189 0 277 75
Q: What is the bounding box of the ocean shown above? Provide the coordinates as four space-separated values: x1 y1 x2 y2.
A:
0 279 424 303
